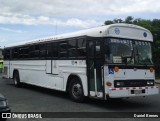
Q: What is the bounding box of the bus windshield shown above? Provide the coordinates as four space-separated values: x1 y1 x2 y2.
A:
104 38 153 65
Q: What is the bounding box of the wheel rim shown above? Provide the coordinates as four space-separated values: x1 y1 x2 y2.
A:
72 83 82 99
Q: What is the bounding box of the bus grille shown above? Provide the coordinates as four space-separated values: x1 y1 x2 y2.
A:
114 80 154 88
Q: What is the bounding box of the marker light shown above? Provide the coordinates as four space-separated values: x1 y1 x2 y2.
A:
106 82 112 86
114 66 119 72
150 67 154 73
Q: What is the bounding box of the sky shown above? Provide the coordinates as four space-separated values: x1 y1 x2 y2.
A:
0 0 160 48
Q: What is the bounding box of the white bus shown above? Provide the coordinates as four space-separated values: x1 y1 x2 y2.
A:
3 24 159 102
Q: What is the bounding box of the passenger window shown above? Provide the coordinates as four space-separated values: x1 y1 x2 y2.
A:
59 41 68 58
4 49 10 60
29 45 35 58
13 48 19 59
46 43 52 58
68 39 77 58
34 45 40 58
19 46 29 59
77 39 86 58
53 43 58 58
46 42 58 59
39 44 46 58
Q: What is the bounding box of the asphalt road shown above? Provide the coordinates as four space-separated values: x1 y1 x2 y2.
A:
0 77 160 121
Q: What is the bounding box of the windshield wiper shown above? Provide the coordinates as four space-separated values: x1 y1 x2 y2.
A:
121 55 132 64
121 48 135 64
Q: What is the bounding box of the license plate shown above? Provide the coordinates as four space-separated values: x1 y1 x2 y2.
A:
134 90 142 94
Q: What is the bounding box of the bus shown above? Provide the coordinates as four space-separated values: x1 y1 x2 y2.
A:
3 24 159 102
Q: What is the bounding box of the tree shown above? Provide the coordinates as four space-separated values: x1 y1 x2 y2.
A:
113 18 123 23
133 18 141 24
125 16 134 24
104 20 113 25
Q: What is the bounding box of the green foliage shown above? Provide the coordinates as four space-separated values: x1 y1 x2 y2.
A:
104 20 114 25
104 16 160 77
125 16 134 24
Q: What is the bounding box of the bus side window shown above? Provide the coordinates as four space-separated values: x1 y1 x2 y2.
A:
4 49 10 60
39 44 46 59
77 39 86 58
19 46 29 59
68 39 77 58
59 41 68 58
53 43 58 58
46 42 58 59
29 45 35 58
46 43 52 58
34 45 40 58
13 48 19 59
19 48 23 59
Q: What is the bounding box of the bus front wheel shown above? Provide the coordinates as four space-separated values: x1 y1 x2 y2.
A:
13 71 21 87
69 78 84 102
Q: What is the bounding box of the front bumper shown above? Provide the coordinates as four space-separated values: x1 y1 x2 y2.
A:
108 86 159 98
0 107 11 113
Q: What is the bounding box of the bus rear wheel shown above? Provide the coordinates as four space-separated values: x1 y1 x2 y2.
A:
13 71 21 87
69 78 84 102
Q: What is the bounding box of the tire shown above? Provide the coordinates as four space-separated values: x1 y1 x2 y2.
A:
13 71 21 87
69 78 84 102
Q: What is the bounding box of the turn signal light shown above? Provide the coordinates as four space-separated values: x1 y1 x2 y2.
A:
106 82 112 86
150 67 154 73
114 66 119 72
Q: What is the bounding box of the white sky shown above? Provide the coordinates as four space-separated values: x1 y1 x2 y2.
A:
0 0 160 47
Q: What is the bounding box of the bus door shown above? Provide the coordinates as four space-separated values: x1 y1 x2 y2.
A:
87 39 104 99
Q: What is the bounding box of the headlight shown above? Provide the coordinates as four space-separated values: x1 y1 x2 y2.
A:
0 100 7 107
147 80 154 86
116 82 124 86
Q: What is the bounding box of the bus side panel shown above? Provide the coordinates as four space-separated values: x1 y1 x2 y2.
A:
11 60 61 89
57 60 88 96
9 60 88 96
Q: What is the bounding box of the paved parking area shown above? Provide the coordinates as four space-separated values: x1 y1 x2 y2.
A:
0 77 160 121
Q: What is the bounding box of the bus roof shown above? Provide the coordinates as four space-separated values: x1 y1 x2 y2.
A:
5 23 153 48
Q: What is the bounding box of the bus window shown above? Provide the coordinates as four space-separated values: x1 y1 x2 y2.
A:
68 39 77 58
39 44 46 59
13 48 19 59
34 45 40 58
77 39 86 58
4 49 11 60
46 43 52 58
53 43 58 58
19 46 29 59
29 45 35 58
59 41 68 58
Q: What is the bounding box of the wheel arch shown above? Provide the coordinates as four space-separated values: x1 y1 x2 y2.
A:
66 74 82 92
13 69 21 87
66 73 88 97
13 69 19 79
